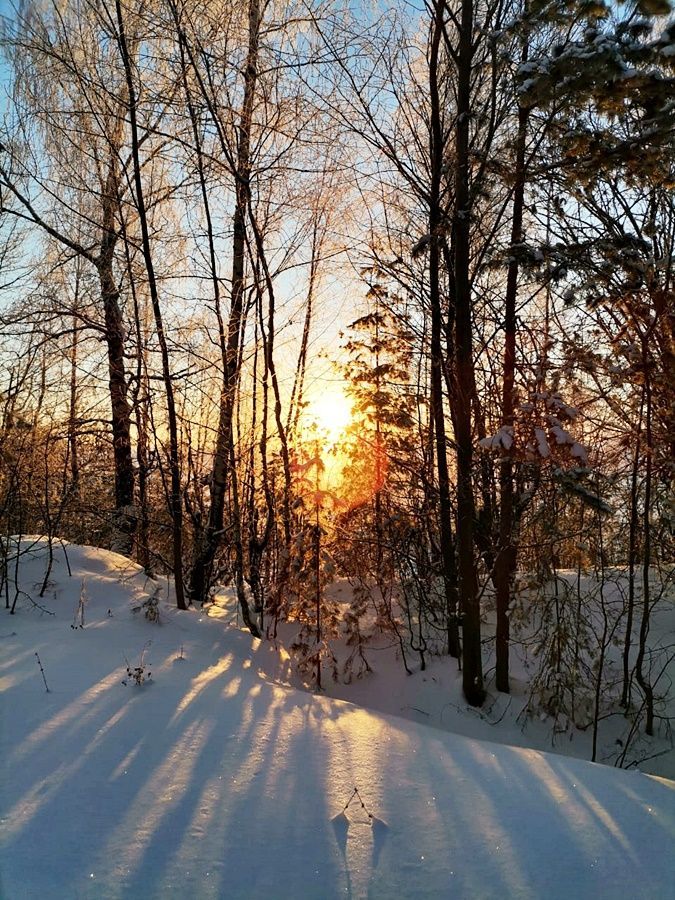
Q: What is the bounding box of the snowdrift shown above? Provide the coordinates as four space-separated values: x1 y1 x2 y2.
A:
1 540 673 899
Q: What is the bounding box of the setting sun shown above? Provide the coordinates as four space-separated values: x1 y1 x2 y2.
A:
304 386 353 442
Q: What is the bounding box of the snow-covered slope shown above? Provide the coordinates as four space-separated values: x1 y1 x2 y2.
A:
1 540 673 899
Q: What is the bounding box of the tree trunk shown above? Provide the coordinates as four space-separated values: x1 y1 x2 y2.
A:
229 434 261 636
247 210 292 548
98 252 136 556
0 90 137 556
125 231 153 576
189 0 260 610
96 97 136 557
68 309 80 495
494 74 530 694
429 1 460 659
634 360 654 734
116 0 186 609
621 388 644 708
452 0 485 706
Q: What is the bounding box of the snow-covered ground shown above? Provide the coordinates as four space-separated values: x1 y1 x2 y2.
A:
313 578 675 782
1 539 674 899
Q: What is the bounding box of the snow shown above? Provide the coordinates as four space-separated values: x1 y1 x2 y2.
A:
534 426 550 458
550 423 574 445
479 426 514 451
518 77 538 94
570 441 589 464
1 539 674 899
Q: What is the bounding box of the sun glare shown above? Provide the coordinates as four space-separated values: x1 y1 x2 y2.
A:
304 387 353 443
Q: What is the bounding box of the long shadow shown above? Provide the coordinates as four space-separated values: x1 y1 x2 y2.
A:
4 659 254 893
3 572 674 900
405 725 675 899
113 677 348 899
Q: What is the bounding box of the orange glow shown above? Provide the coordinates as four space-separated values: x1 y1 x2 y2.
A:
303 386 353 443
341 430 388 512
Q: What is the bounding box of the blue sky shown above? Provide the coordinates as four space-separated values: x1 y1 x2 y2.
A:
0 1 14 112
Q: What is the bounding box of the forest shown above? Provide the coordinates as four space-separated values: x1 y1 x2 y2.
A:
0 0 673 779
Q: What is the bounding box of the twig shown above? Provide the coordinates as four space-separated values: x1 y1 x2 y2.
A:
71 581 86 629
625 746 674 769
342 786 374 820
401 705 431 717
59 539 72 577
11 590 55 617
490 695 513 726
34 652 50 692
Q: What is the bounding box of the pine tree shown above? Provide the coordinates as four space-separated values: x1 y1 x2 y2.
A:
286 439 339 690
336 296 423 674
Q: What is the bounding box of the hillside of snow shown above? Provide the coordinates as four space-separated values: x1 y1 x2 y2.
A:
1 539 674 899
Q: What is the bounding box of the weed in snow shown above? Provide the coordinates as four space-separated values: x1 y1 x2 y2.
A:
71 581 87 629
132 587 161 623
34 652 50 692
123 641 152 686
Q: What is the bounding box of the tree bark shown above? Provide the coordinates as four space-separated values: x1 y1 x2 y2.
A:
116 0 186 608
494 69 530 694
452 0 485 706
189 0 261 610
621 388 643 707
98 248 136 555
634 358 654 734
429 0 461 659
